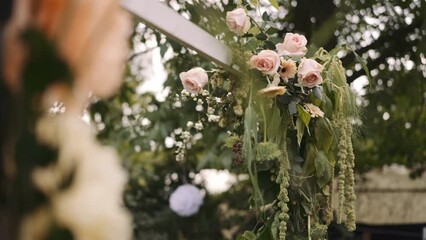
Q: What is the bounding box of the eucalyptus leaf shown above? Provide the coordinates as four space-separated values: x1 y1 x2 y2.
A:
312 87 323 100
288 101 297 115
262 11 269 21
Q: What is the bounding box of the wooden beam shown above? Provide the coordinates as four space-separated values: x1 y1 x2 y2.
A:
121 0 237 72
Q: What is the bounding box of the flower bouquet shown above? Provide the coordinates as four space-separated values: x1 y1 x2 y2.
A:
175 4 364 240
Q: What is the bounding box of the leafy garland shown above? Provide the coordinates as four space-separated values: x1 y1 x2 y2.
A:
173 5 363 239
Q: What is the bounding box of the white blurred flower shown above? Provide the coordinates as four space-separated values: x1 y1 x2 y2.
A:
207 107 214 115
169 184 203 217
208 115 220 122
194 121 204 131
33 113 132 240
186 121 194 128
201 90 209 96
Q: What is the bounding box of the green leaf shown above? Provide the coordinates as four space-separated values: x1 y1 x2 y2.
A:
160 45 168 57
303 144 317 175
296 118 305 146
268 0 279 9
312 87 323 100
315 151 332 188
249 26 261 35
267 107 281 143
256 33 268 41
314 117 334 151
288 101 297 115
265 27 278 35
249 0 259 7
237 231 257 240
242 106 263 211
262 11 269 21
297 104 311 127
263 40 276 50
241 33 254 38
245 38 258 51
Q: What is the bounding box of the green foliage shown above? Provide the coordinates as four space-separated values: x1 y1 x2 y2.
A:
256 142 281 161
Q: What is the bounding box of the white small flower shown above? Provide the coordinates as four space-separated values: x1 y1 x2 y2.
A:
181 89 189 96
195 105 204 112
175 141 183 148
176 153 185 162
201 90 209 96
181 131 192 139
173 101 182 108
208 115 220 122
169 184 204 217
190 93 196 98
215 97 222 103
194 122 204 131
207 107 215 115
197 99 203 105
186 121 194 128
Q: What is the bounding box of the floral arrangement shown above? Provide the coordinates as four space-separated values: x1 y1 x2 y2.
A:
175 5 362 240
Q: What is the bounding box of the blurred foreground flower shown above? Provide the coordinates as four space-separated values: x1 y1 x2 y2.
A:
169 184 204 217
28 113 132 240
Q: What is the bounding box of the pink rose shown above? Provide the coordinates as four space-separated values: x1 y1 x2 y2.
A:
297 58 323 88
179 67 208 94
249 50 280 75
276 33 308 57
226 8 251 35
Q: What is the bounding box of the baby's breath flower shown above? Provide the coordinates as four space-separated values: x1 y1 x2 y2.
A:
196 105 204 112
194 121 204 131
208 115 220 122
186 121 194 128
207 107 215 115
